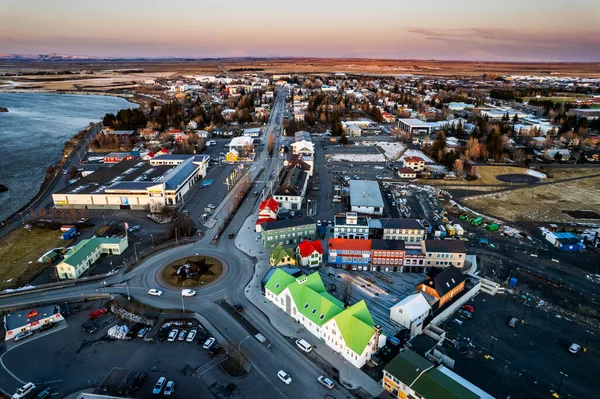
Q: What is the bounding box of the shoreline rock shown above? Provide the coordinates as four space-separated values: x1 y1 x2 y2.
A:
0 184 8 192
0 107 8 112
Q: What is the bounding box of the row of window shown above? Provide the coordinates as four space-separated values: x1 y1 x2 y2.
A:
428 252 463 258
384 229 423 234
335 249 370 255
372 251 404 257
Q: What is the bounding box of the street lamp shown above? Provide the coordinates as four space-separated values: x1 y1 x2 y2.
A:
584 330 593 353
150 234 154 246
484 336 498 359
238 335 251 353
20 212 25 225
134 242 141 262
521 302 528 324
126 281 131 301
175 228 179 245
552 371 568 398
181 282 185 312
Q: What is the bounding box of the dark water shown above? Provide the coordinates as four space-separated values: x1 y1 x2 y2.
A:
0 93 136 221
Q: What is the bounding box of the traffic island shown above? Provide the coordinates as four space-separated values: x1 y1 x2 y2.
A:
161 255 224 288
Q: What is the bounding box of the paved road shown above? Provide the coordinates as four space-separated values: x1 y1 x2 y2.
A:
0 87 353 399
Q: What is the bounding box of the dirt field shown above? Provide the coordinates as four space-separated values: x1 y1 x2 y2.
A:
0 227 67 291
461 168 600 222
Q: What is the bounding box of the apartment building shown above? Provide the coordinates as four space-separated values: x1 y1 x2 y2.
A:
422 240 466 268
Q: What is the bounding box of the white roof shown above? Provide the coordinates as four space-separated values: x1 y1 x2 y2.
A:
391 293 431 322
349 180 384 208
398 118 432 127
228 136 254 147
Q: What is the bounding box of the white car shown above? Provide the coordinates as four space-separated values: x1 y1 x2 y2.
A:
318 375 334 389
203 337 216 349
182 289 196 297
164 380 175 396
148 289 163 296
277 370 292 385
186 330 197 342
569 343 581 354
12 382 35 399
167 329 179 342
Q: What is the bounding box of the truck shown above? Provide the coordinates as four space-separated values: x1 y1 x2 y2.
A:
472 217 484 226
486 223 500 232
62 227 77 240
453 224 465 236
446 225 456 236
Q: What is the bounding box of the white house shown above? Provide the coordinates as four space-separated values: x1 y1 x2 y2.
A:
347 125 362 137
296 239 324 268
389 293 431 337
291 140 315 156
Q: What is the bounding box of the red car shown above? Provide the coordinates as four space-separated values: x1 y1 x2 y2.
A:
88 308 108 320
461 305 475 314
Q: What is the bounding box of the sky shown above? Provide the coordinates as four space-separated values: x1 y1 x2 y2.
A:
1 0 599 61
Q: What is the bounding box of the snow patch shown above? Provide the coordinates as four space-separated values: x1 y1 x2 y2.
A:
360 141 406 160
326 153 386 163
526 169 547 179
399 149 435 163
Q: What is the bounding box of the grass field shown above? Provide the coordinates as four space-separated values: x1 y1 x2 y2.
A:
422 166 532 186
0 227 67 291
462 168 600 222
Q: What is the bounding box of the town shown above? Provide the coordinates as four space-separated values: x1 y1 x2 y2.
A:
0 64 599 399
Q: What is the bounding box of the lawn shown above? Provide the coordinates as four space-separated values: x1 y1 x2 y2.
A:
0 227 68 291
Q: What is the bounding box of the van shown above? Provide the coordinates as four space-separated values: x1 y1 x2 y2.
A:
295 339 313 353
12 383 36 399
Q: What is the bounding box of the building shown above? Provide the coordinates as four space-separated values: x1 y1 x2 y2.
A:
543 231 584 252
382 349 492 399
371 240 406 271
398 119 434 136
103 151 140 164
479 107 527 120
228 136 254 156
397 167 417 179
261 217 316 248
349 180 384 216
380 219 427 245
418 267 466 308
422 240 466 268
270 244 297 267
56 237 128 279
225 149 240 163
342 120 372 129
264 269 385 368
294 130 312 142
286 155 314 177
296 239 324 268
258 197 279 219
389 293 431 336
327 238 372 270
347 125 362 137
4 305 65 341
52 155 209 212
402 156 425 172
334 212 370 239
291 140 315 156
242 127 262 137
568 108 600 120
273 165 309 211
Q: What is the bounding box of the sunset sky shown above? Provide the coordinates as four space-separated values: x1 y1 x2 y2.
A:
1 0 599 61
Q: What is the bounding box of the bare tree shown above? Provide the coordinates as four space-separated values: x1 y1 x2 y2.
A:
340 275 354 307
221 341 250 373
453 159 464 175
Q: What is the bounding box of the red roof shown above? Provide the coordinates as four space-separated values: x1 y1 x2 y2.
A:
168 128 183 133
259 197 279 212
327 238 372 251
398 167 416 174
146 151 155 158
404 156 424 163
297 239 324 257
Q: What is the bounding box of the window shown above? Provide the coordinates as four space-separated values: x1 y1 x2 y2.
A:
311 309 316 314
319 314 324 320
275 283 280 288
304 303 309 308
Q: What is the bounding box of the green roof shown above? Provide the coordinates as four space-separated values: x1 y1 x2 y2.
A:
320 292 344 308
62 237 123 267
264 268 296 296
333 300 376 355
287 273 344 326
270 244 295 265
385 350 480 399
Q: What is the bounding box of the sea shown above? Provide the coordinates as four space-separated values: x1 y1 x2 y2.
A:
0 92 136 222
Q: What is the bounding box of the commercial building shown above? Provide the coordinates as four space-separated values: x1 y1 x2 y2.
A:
327 238 372 270
382 349 492 399
103 151 140 164
568 108 600 119
56 236 128 279
53 155 209 212
273 164 309 211
422 240 466 268
418 266 466 308
398 119 434 136
381 219 427 244
543 231 584 252
349 180 384 216
291 140 315 156
227 136 254 156
264 269 385 368
261 217 316 248
347 125 362 137
294 130 312 142
5 305 65 341
389 293 431 337
334 212 370 239
371 239 406 271
397 167 417 179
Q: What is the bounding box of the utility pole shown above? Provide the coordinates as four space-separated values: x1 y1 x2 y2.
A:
521 302 527 324
126 281 131 301
181 283 185 312
484 336 497 359
584 330 593 353
552 371 567 398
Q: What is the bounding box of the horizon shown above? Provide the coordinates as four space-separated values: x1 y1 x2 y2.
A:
1 0 599 62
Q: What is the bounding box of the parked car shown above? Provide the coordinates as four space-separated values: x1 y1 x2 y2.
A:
35 389 50 399
295 338 313 353
148 289 163 296
127 225 141 233
137 328 149 338
277 370 292 385
208 346 223 357
203 337 216 349
457 309 473 320
88 308 108 320
228 233 235 239
12 382 35 399
177 330 187 341
167 329 179 342
152 377 166 395
461 305 475 314
569 343 581 354
82 323 98 334
38 322 58 333
129 372 147 392
164 381 175 396
508 317 519 328
233 304 244 313
186 330 197 342
182 289 196 297
14 331 34 342
318 376 334 389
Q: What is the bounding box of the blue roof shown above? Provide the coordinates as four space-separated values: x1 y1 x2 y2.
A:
165 158 198 190
153 154 194 161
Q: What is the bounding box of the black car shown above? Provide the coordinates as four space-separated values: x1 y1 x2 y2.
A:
38 322 58 333
82 323 98 334
127 372 147 393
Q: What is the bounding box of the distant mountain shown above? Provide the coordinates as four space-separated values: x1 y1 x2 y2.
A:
0 53 94 61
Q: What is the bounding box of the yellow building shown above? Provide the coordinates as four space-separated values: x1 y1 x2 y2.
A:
225 149 239 163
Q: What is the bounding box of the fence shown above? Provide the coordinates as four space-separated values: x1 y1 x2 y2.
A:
430 281 482 326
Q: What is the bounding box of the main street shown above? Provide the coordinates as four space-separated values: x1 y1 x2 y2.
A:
0 87 354 398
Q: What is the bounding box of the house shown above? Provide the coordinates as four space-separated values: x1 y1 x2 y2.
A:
262 217 317 248
397 167 417 179
389 293 431 337
327 238 372 270
104 129 135 138
103 151 140 164
294 130 312 142
378 219 427 245
287 155 314 177
140 129 159 140
296 239 324 268
398 119 434 136
291 140 315 156
334 212 370 239
418 266 466 308
371 240 406 271
225 149 239 163
294 111 305 122
186 120 198 130
422 240 466 268
382 350 492 399
228 136 254 156
56 237 128 279
258 197 279 220
273 165 309 211
402 156 425 172
168 129 189 142
243 127 262 137
264 269 385 368
349 180 384 216
197 130 209 138
347 125 362 137
270 244 297 267
381 111 396 123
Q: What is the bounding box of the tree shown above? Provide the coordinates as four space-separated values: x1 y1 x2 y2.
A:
465 137 481 160
340 275 353 307
554 151 563 163
267 132 275 155
432 131 446 162
453 159 464 175
512 113 519 123
338 134 348 145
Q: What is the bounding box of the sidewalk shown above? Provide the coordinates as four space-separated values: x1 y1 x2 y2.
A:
235 214 384 397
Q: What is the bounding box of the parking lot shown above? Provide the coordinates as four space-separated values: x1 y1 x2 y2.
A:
438 293 600 399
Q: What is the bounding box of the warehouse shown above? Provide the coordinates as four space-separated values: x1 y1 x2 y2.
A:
53 154 209 212
349 180 384 215
4 305 65 341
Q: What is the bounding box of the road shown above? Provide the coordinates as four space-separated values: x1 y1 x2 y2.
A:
0 87 353 398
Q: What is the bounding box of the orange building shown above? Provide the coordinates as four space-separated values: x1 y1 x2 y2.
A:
417 266 466 308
